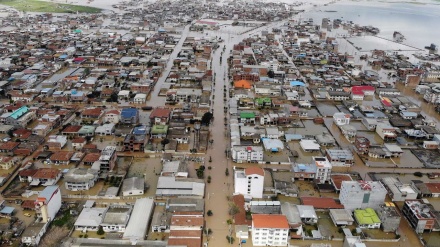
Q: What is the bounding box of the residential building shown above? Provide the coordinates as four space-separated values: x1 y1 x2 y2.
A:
340 124 357 143
402 200 437 233
71 137 87 150
156 176 205 198
292 163 316 181
123 198 155 244
326 149 354 167
234 167 265 199
49 151 74 165
252 214 289 247
95 123 116 135
343 236 366 247
376 203 401 232
74 207 107 231
149 108 171 125
104 109 120 124
297 205 318 224
92 146 117 172
4 106 36 127
35 185 62 223
329 209 355 226
120 108 139 125
354 208 381 229
46 135 68 151
231 146 264 163
333 112 350 126
0 156 15 170
32 123 53 137
64 168 99 191
133 93 147 104
339 181 387 211
312 156 332 184
381 177 419 201
31 168 62 186
354 136 370 154
376 123 397 141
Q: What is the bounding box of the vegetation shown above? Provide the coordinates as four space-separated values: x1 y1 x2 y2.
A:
226 219 233 225
207 175 211 183
414 172 423 177
196 165 205 179
97 226 105 235
226 235 235 244
207 210 213 216
228 202 240 216
0 0 102 13
225 168 229 176
201 112 213 126
53 210 72 227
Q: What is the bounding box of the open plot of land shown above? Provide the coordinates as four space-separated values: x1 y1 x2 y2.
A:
316 103 340 117
411 149 440 168
0 0 102 13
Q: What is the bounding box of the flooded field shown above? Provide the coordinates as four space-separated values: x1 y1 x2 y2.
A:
316 103 340 117
347 36 421 52
127 157 162 197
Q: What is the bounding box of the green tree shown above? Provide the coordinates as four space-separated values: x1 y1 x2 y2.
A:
225 168 229 176
226 236 235 244
97 226 104 235
228 202 240 216
207 210 213 216
201 112 213 126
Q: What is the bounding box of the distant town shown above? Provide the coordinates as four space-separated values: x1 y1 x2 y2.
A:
0 0 438 247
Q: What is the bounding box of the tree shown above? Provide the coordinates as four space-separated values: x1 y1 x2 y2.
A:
225 168 229 176
97 226 104 235
414 172 423 177
161 138 170 147
226 235 235 244
267 70 275 78
201 112 213 126
207 210 213 216
228 202 240 216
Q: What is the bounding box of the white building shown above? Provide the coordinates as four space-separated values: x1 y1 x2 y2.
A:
252 214 289 246
333 112 351 126
234 167 265 199
312 156 332 183
35 185 62 223
123 198 155 244
339 181 387 211
380 177 419 201
122 177 145 196
231 146 264 163
64 168 99 191
95 123 116 135
133 93 147 104
104 110 120 124
74 207 107 231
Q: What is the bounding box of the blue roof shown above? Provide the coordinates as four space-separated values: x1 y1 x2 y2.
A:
121 108 138 118
133 125 148 135
0 206 14 215
9 106 29 120
285 134 303 141
59 54 68 59
293 163 316 173
39 186 59 202
290 81 305 87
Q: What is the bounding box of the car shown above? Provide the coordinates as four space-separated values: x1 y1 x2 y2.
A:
24 213 31 217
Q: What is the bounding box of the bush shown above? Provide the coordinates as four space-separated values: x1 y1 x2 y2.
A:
84 234 88 238
97 226 104 235
226 235 235 244
225 168 229 176
414 172 423 177
207 210 213 216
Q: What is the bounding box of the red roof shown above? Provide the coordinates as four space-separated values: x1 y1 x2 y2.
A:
62 125 82 133
0 142 20 151
150 108 171 119
301 197 344 209
245 167 264 176
232 194 252 226
252 214 289 229
331 174 353 190
32 168 60 179
19 169 38 177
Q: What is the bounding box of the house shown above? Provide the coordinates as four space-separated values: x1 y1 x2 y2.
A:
252 214 289 247
19 169 38 183
403 200 437 233
376 123 397 141
78 125 96 137
95 123 116 136
340 125 357 142
21 222 49 247
420 125 439 140
120 108 139 125
234 167 265 199
64 168 99 191
150 108 171 125
0 141 20 156
292 164 316 181
239 112 256 124
62 125 82 136
231 146 264 163
71 137 87 150
156 176 205 198
31 168 62 186
4 106 36 127
46 135 68 151
423 140 439 149
133 93 147 104
354 136 370 154
312 156 332 184
297 205 318 224
32 123 53 137
329 209 355 226
93 146 117 172
74 207 106 231
383 144 403 157
299 139 320 152
376 203 401 232
35 185 62 223
339 181 387 211
326 91 350 101
81 108 104 121
400 111 418 119
333 112 350 126
351 85 375 100
354 208 381 229
104 110 120 124
49 151 74 165
326 149 354 167
234 80 252 89
100 205 133 232
122 177 145 196
0 156 15 170
315 133 336 146
381 177 419 201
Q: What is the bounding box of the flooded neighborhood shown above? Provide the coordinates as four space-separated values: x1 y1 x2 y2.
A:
0 0 437 247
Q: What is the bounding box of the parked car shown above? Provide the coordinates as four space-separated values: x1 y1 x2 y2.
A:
23 213 31 217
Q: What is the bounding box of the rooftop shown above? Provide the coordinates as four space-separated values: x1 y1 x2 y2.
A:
354 208 381 225
252 214 289 229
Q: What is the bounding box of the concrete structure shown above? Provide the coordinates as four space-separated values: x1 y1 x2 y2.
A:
156 176 205 198
402 200 437 233
93 146 117 172
381 177 419 201
339 181 387 211
329 209 355 226
64 168 99 191
376 203 401 232
234 167 265 199
252 214 289 246
354 208 381 229
35 185 62 223
74 207 106 231
123 198 155 244
122 177 145 196
343 236 366 247
231 146 264 163
312 156 332 184
333 112 350 126
297 205 318 224
326 149 354 167
101 205 133 232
